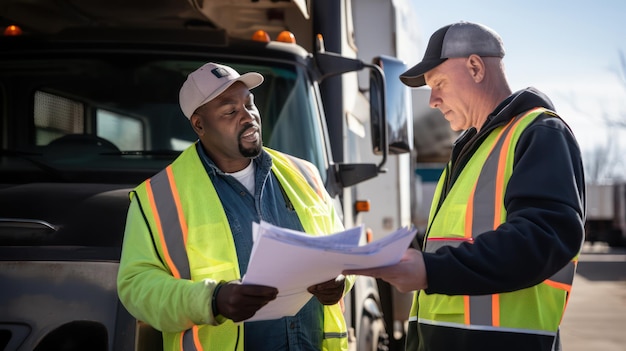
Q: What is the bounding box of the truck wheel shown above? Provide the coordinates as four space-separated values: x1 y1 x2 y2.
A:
357 313 389 351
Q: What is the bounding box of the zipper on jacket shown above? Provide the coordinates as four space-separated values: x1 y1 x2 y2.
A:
275 174 294 211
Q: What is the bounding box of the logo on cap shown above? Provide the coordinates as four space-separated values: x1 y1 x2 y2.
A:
211 67 231 79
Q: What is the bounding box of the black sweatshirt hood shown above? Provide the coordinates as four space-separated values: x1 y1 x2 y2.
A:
453 87 556 149
486 87 556 129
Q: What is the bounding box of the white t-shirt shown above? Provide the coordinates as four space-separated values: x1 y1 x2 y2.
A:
227 160 255 194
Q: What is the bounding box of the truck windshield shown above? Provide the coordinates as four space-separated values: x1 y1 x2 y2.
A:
0 56 327 184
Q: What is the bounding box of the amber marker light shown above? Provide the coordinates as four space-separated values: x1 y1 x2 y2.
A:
354 200 370 214
4 25 23 36
276 31 296 44
252 30 270 42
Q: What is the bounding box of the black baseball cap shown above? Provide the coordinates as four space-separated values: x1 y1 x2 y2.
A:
400 21 505 87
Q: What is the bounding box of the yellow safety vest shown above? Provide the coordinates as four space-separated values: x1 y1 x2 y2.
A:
133 145 348 351
409 108 577 336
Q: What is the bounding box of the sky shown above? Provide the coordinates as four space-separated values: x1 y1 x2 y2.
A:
404 0 626 178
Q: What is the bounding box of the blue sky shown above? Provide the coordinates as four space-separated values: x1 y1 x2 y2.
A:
405 1 626 160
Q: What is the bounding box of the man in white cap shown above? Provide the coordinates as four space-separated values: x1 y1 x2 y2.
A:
344 22 585 351
118 62 351 350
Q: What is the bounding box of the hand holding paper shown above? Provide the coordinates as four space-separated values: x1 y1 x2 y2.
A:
307 275 346 305
342 248 428 293
241 221 417 321
215 282 278 322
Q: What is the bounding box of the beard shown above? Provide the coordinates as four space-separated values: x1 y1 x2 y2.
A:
239 142 261 158
239 122 262 158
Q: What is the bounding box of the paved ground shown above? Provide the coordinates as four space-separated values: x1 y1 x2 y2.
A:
560 242 626 351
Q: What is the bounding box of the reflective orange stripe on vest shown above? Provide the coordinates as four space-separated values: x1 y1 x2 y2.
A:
146 166 203 351
147 167 190 280
464 111 528 327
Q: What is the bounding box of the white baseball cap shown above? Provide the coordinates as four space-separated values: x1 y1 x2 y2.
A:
179 62 264 119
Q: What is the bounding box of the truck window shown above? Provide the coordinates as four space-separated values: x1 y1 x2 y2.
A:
34 91 84 145
96 109 145 151
3 56 328 184
34 92 149 151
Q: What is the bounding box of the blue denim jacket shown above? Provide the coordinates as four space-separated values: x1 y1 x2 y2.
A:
196 143 324 350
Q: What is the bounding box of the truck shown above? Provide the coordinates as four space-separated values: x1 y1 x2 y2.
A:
0 0 416 350
584 183 626 247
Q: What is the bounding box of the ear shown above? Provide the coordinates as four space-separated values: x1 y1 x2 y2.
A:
190 114 205 136
466 54 485 83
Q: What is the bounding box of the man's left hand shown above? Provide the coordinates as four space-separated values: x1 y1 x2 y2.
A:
307 275 345 305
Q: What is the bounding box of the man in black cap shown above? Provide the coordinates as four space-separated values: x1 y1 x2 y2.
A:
344 21 585 351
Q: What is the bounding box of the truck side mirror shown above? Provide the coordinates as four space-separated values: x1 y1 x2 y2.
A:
314 50 386 188
313 49 403 188
371 55 413 155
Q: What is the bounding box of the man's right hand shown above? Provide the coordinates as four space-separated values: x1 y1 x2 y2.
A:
342 248 427 293
215 281 278 322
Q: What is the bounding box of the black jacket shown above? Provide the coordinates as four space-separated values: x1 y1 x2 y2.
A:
411 87 585 351
423 87 585 295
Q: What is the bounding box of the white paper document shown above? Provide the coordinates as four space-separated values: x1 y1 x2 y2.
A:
241 221 417 321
